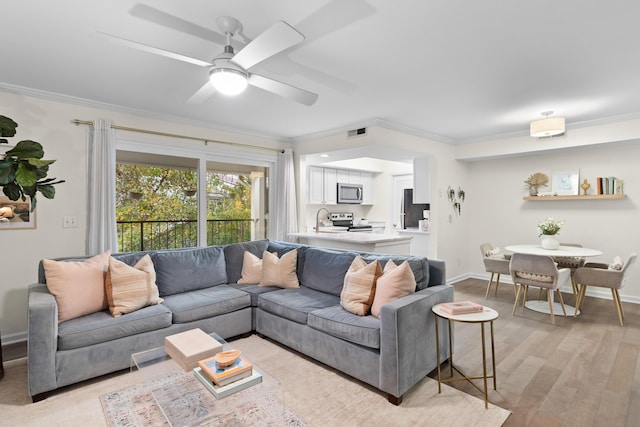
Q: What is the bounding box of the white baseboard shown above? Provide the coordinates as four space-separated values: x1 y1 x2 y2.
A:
2 331 27 345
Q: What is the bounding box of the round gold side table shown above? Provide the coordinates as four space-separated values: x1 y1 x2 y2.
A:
432 304 499 409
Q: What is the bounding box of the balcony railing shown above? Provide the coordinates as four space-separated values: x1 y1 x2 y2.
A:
117 219 254 252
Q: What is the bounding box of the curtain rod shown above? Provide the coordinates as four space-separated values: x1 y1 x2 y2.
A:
72 119 284 153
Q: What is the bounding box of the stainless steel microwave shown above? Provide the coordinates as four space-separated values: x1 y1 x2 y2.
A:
337 182 363 204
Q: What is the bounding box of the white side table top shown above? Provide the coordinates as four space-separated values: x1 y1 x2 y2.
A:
505 244 602 257
432 304 499 322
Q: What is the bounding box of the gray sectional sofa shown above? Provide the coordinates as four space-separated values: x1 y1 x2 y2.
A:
27 239 453 404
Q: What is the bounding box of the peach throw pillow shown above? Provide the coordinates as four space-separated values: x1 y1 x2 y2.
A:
371 260 416 318
259 250 299 288
237 251 276 285
105 255 163 317
43 251 111 322
340 256 382 316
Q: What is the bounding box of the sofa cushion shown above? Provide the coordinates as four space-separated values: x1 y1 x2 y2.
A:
371 260 417 318
258 286 339 324
267 241 308 278
237 251 267 285
43 251 111 323
105 255 163 317
300 247 357 296
340 257 382 316
161 285 251 323
308 305 381 349
361 253 429 290
234 284 280 306
152 246 227 296
224 240 270 284
260 250 299 288
57 304 172 351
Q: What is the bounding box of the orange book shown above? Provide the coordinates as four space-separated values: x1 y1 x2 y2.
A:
198 355 253 386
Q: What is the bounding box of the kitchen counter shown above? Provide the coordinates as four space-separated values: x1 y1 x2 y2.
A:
289 232 412 255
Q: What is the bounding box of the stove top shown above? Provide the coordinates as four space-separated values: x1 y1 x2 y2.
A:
330 212 372 231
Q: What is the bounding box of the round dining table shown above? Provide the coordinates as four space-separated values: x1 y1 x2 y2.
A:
504 244 603 316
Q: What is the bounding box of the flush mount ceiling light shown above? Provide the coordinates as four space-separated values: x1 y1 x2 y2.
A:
530 111 565 137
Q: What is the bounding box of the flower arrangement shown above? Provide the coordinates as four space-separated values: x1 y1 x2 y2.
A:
537 217 564 236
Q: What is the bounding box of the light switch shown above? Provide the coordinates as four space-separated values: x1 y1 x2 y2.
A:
63 216 77 228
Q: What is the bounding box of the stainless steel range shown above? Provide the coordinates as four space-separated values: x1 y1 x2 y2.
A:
329 212 372 232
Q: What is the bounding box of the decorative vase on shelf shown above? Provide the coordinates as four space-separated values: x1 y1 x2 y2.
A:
541 235 560 250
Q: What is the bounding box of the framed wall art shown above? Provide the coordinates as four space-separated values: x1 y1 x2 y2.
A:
0 194 36 229
551 170 580 196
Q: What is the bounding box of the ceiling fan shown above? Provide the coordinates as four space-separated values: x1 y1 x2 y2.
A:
95 16 318 106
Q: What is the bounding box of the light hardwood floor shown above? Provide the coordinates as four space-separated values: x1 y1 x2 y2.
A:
428 278 640 427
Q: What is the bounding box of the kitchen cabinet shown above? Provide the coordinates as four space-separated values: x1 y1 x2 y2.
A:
309 166 374 205
308 166 337 204
413 157 430 203
361 172 375 205
337 170 362 185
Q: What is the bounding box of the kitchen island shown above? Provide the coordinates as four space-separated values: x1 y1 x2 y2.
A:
289 231 412 255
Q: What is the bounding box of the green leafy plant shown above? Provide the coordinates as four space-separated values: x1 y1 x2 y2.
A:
537 217 565 236
0 115 65 210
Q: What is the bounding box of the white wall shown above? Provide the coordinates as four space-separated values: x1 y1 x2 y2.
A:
466 141 640 302
0 90 285 337
294 126 470 277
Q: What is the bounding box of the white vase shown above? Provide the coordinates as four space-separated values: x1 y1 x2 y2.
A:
541 235 560 250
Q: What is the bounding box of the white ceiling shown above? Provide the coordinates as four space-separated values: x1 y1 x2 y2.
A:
3 0 640 144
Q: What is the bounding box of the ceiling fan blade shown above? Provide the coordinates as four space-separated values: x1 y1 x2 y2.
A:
248 74 318 106
295 0 376 42
186 81 217 104
232 21 304 70
129 4 237 49
93 31 212 67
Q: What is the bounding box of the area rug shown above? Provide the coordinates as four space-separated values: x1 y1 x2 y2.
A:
100 370 307 427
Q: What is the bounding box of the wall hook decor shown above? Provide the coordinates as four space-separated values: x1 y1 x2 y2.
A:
448 185 465 215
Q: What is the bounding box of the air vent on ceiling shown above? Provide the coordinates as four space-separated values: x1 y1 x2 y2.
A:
347 127 367 138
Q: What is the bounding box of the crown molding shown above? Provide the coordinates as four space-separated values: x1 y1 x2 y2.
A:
0 82 290 143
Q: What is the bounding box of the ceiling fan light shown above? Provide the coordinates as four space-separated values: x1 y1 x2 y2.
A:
530 116 565 137
209 68 248 96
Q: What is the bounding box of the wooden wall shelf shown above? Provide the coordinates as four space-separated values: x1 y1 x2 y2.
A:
523 194 626 201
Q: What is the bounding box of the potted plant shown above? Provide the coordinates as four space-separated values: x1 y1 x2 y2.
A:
525 172 548 196
0 115 64 210
537 217 564 250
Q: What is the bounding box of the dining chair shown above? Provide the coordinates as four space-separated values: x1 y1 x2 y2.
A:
480 243 513 299
573 254 637 326
509 253 571 325
553 243 586 297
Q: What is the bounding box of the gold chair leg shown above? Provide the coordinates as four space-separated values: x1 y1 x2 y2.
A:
494 274 501 296
615 289 625 320
523 286 530 306
575 284 587 317
570 276 578 299
547 289 555 325
512 284 522 315
612 289 624 326
485 273 495 299
556 289 567 317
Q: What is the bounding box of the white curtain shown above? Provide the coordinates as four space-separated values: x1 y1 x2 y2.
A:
275 148 298 242
87 119 118 254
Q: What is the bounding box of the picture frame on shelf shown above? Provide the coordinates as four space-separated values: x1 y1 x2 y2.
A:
551 170 579 196
0 194 36 229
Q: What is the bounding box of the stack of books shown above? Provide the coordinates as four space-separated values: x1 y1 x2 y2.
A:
195 354 262 399
439 301 484 315
164 328 223 371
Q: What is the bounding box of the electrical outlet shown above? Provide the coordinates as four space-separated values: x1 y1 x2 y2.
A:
63 216 77 228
